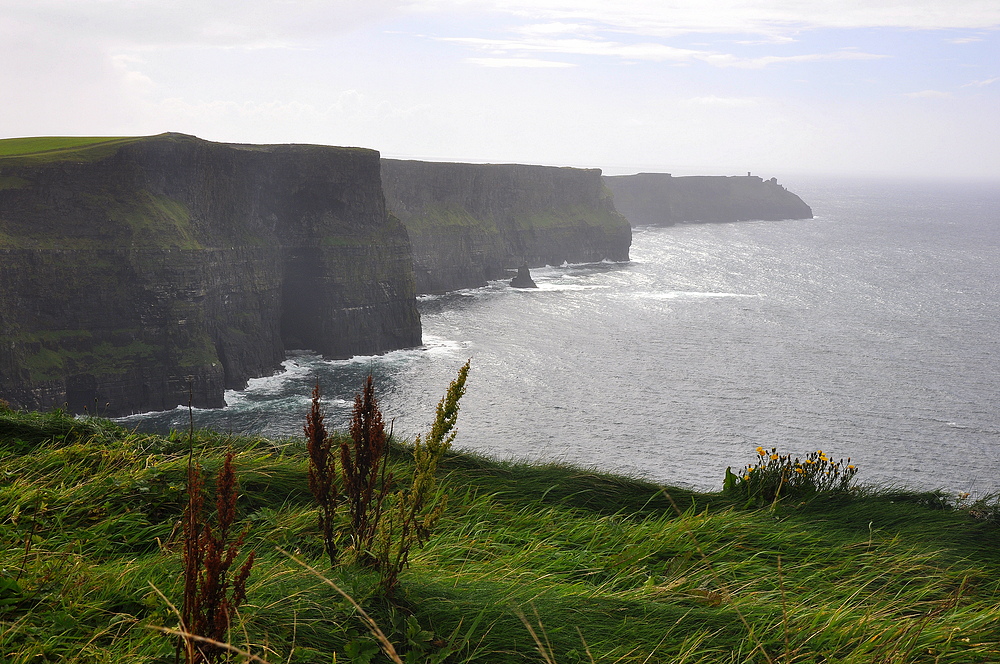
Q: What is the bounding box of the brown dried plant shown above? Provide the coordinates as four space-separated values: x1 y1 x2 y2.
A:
341 375 392 563
305 383 339 566
179 450 256 664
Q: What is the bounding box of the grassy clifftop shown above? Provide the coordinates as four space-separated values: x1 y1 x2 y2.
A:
1 406 998 663
0 136 138 161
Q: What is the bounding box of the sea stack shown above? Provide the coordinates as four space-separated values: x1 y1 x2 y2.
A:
510 264 538 289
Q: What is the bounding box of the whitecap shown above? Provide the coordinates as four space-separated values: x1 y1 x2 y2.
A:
634 290 756 300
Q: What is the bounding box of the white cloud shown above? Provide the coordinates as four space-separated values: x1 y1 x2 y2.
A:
441 36 708 62
2 0 409 49
416 0 1000 34
723 50 889 69
683 96 759 107
466 57 575 67
735 35 799 45
963 76 1000 87
514 22 596 37
949 36 985 43
905 89 953 98
440 35 887 69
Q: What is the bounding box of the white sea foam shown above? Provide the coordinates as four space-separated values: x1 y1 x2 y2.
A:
634 290 755 300
420 334 464 355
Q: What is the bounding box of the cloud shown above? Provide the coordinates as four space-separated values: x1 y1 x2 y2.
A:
735 35 799 45
683 96 759 107
418 0 1000 34
440 35 887 68
905 89 953 98
466 57 575 67
963 76 1000 87
441 36 708 62
2 0 408 49
949 36 985 43
514 22 597 37
723 50 889 69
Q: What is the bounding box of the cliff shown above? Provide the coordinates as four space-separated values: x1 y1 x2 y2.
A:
603 173 813 225
0 133 421 415
381 160 631 293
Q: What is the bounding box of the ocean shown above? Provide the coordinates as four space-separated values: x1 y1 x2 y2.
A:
122 177 1000 496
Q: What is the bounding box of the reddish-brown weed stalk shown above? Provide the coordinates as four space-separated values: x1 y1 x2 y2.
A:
342 375 392 563
180 451 255 664
305 383 339 566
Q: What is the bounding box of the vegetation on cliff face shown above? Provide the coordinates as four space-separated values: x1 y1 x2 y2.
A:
1 399 998 663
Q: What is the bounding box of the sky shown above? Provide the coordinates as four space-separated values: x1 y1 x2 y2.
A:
2 0 999 179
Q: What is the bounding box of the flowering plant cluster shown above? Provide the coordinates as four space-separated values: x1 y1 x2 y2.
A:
724 446 859 504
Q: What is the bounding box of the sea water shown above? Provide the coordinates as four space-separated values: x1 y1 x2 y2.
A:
123 177 1000 495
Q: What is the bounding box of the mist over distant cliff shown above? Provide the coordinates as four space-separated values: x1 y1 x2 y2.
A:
381 159 632 294
604 173 813 225
0 133 420 415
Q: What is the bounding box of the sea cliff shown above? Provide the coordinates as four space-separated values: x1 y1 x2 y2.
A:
381 159 632 293
604 173 813 225
0 133 421 415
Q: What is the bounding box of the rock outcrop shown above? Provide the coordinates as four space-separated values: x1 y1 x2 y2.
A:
510 265 538 289
0 133 421 415
603 173 812 225
381 160 631 293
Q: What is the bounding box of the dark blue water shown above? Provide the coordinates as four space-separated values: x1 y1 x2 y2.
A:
122 177 1000 495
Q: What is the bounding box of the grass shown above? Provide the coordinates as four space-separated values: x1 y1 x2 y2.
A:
0 137 142 165
1 406 999 662
0 137 131 157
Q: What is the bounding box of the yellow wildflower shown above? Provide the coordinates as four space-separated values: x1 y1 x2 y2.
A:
770 454 779 460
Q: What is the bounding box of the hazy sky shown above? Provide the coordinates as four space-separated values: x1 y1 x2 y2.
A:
3 0 998 178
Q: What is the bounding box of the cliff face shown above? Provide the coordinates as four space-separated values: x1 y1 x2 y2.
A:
0 134 420 415
381 160 632 293
603 173 813 226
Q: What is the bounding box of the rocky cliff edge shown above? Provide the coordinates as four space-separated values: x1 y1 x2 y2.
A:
381 159 632 294
0 133 421 415
603 173 813 226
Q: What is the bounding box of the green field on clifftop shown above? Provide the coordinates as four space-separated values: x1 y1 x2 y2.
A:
1 406 999 663
0 136 139 162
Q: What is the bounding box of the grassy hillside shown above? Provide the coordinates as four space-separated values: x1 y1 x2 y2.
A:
1 405 998 663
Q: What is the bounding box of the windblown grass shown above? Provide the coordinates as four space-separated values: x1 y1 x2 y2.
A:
1 407 998 662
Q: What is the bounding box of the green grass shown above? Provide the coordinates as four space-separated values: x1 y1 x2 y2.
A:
0 136 130 157
1 406 998 663
0 137 143 165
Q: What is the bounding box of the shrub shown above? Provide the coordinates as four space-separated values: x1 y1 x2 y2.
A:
725 446 859 505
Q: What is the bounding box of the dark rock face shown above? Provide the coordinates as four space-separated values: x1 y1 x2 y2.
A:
0 134 421 415
603 173 813 226
381 160 632 294
510 265 538 289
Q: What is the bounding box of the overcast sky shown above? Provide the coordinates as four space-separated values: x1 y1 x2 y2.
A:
2 0 998 179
